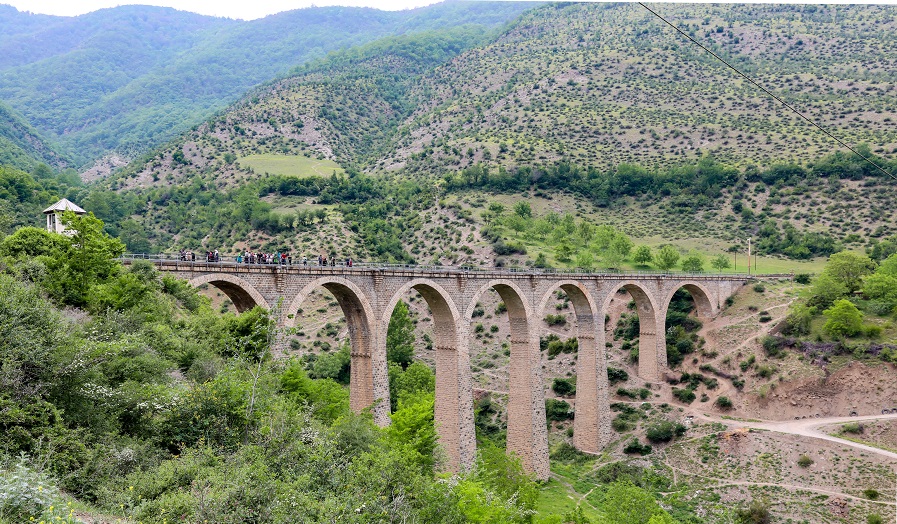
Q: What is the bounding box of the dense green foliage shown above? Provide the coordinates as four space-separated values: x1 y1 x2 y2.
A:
778 250 897 363
0 214 697 523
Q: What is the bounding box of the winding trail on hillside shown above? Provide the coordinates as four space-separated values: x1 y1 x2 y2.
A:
694 412 897 460
661 462 896 506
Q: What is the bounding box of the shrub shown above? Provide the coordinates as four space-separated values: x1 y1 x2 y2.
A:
615 387 635 399
736 499 771 523
550 442 591 465
753 283 766 293
716 396 733 409
756 364 776 379
761 336 785 357
868 514 883 524
645 421 686 443
794 273 812 284
544 314 567 326
863 488 880 500
623 439 652 455
672 388 696 404
612 416 632 432
797 455 813 467
841 422 864 434
551 378 576 397
607 367 629 384
545 398 573 421
0 458 60 521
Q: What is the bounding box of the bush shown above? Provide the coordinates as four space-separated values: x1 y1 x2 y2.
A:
863 488 880 500
761 336 785 357
551 378 575 397
753 283 766 293
645 421 687 443
794 273 812 285
612 416 632 432
544 314 567 326
607 367 629 384
623 439 652 455
756 364 776 379
0 457 60 521
841 422 864 434
545 398 573 422
549 442 591 465
868 514 883 524
736 499 771 523
797 455 813 467
716 396 733 409
672 388 696 404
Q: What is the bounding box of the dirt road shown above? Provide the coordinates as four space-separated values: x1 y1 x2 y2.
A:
697 412 897 460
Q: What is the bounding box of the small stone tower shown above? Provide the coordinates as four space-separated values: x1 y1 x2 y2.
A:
43 198 86 235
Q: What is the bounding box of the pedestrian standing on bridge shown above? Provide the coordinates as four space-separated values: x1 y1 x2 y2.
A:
330 256 335 267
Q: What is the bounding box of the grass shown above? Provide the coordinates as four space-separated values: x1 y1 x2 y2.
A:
535 462 606 521
238 154 344 178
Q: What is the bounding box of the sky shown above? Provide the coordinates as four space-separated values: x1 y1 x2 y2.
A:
6 0 896 20
5 0 445 20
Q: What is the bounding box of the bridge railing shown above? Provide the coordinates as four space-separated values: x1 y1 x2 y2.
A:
119 253 760 279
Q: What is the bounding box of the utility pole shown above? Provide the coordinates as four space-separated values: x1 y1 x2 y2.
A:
747 237 751 276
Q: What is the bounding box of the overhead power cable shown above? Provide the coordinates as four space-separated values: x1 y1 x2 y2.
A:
637 2 897 182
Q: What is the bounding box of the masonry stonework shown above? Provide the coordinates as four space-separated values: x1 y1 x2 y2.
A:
137 260 749 480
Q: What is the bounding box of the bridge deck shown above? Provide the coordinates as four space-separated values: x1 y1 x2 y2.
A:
122 255 757 281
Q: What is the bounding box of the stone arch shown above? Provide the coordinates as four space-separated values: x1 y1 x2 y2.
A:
537 281 610 455
283 277 388 426
663 281 717 319
188 273 270 313
383 279 474 473
602 281 664 382
468 280 549 480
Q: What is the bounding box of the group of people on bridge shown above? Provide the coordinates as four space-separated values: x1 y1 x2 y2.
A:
234 251 353 267
178 249 220 262
175 247 361 267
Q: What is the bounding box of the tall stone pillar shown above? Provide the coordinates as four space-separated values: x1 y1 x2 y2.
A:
434 341 475 472
506 316 550 480
572 314 611 454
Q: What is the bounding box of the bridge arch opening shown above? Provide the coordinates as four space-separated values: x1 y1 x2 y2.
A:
188 274 269 313
468 280 549 480
284 278 385 425
604 283 662 382
536 282 610 455
382 279 474 473
663 283 714 370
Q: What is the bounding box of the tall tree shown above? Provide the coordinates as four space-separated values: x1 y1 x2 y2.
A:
387 300 416 369
655 245 680 271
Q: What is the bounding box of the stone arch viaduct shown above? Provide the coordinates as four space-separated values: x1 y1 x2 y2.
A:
129 257 749 480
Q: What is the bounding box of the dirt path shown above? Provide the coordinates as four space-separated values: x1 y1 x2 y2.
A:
694 412 897 460
661 462 896 506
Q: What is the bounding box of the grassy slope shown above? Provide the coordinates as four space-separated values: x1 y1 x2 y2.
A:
238 154 344 178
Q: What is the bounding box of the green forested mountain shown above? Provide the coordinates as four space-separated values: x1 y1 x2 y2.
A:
0 101 69 171
0 2 535 164
119 3 897 184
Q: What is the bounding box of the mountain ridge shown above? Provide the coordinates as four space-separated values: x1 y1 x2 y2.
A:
0 1 537 165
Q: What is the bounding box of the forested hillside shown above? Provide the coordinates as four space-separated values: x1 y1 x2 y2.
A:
98 3 897 269
0 102 69 171
123 3 897 184
0 2 535 164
